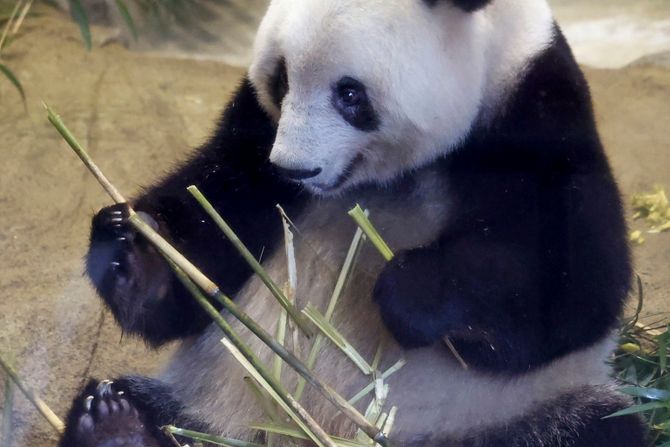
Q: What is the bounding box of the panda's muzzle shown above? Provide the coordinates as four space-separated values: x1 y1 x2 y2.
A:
275 166 322 181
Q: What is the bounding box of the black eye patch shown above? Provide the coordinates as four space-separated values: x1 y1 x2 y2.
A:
332 77 380 132
269 57 289 108
423 0 492 12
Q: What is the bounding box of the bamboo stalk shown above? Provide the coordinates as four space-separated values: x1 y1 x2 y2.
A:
249 423 368 447
166 426 265 447
348 360 406 405
168 263 334 447
443 337 469 370
46 103 127 205
0 0 21 53
10 0 32 34
243 377 281 423
348 204 467 370
347 205 393 262
46 104 391 447
135 215 387 445
302 305 373 375
3 374 14 446
187 185 312 336
222 338 335 447
0 355 64 433
295 223 367 400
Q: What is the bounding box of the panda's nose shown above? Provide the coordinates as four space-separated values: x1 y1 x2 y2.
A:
275 166 322 180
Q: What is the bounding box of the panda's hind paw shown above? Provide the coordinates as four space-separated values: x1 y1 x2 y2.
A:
61 380 168 447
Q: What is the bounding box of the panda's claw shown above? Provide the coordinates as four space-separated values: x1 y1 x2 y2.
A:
62 379 168 447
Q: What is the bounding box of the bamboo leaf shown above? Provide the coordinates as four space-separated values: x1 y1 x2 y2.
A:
0 62 24 101
68 0 91 50
658 327 670 372
603 402 670 419
620 386 670 402
113 0 137 41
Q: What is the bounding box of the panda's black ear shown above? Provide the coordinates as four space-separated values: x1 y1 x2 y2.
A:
424 0 492 13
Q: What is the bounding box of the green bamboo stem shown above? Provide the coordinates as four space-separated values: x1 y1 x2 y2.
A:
187 185 312 337
3 374 14 446
132 213 388 446
349 360 406 405
0 355 64 433
166 426 266 447
45 103 127 205
46 104 391 447
347 205 394 262
168 262 334 447
222 338 334 447
347 205 468 370
302 305 373 375
249 423 369 447
295 223 367 400
243 376 282 423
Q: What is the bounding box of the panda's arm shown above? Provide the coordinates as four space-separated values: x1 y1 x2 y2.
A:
86 79 306 347
374 159 631 374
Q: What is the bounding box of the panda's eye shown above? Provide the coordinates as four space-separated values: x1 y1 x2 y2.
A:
332 77 380 132
339 87 364 107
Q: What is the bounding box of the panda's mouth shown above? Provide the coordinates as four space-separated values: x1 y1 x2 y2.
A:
309 153 364 194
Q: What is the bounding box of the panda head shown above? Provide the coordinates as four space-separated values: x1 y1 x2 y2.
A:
249 0 553 196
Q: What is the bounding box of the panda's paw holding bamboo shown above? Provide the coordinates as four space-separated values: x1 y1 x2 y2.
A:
87 203 138 293
86 203 166 332
59 380 168 447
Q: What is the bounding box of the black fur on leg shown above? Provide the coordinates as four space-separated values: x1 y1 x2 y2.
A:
459 385 647 447
85 79 307 347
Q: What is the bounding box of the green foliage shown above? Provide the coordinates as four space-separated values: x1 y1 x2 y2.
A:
0 61 24 100
67 0 91 50
612 277 670 446
113 0 137 41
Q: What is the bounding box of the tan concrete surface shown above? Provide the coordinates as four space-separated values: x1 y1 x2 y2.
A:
0 7 668 447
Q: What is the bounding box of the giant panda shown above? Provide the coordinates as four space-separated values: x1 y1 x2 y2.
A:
58 0 647 446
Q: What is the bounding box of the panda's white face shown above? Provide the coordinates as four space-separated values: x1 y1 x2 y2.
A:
249 0 554 196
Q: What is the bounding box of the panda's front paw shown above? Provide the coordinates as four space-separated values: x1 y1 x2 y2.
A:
373 248 451 348
86 204 165 329
87 203 139 293
61 380 167 447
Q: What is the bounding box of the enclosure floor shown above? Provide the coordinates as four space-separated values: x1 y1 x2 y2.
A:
0 6 669 447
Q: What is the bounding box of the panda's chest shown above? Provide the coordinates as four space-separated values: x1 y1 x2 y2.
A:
165 168 477 440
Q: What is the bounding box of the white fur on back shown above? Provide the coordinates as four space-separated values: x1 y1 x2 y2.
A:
248 0 554 195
